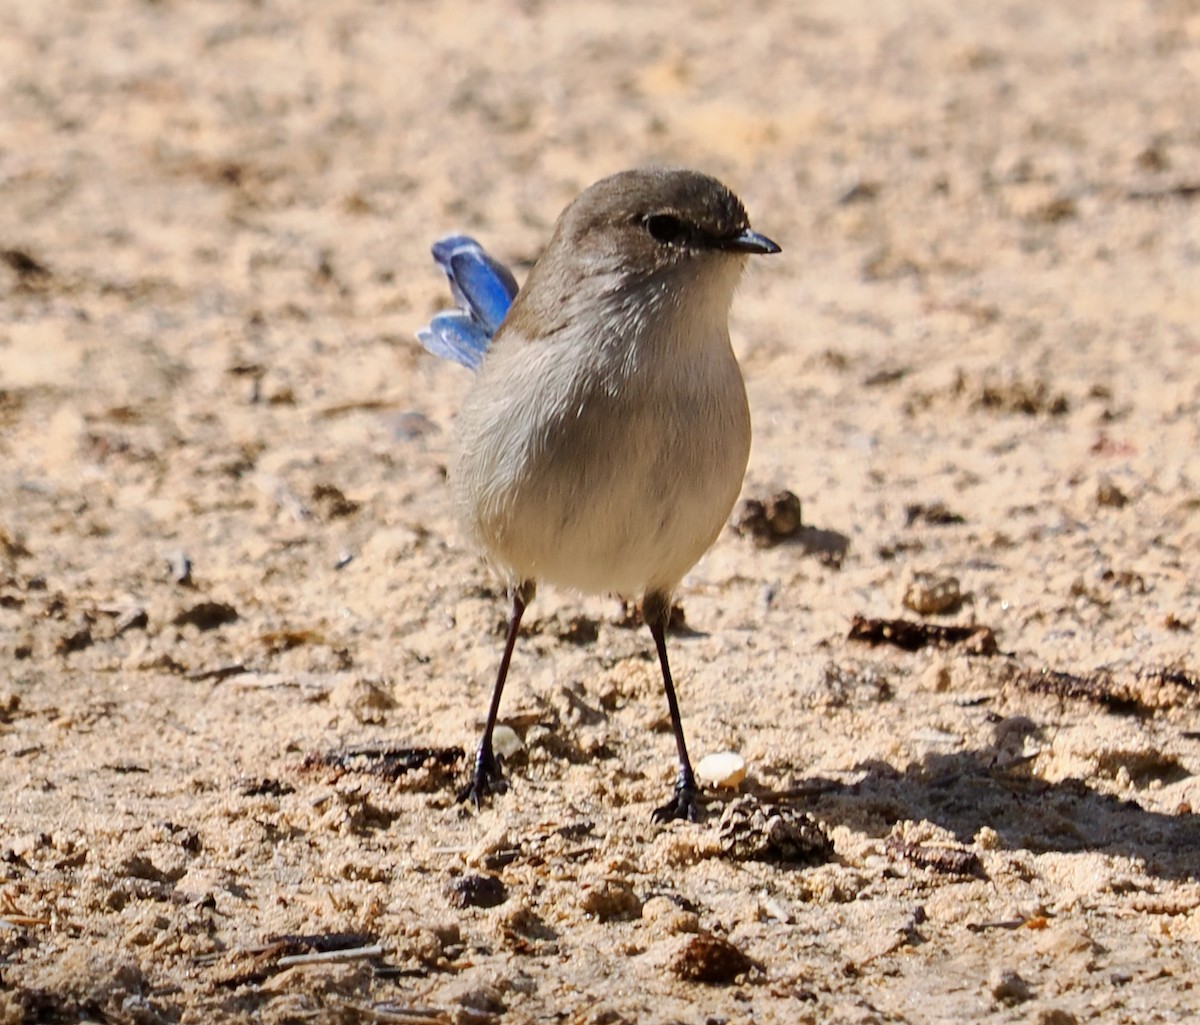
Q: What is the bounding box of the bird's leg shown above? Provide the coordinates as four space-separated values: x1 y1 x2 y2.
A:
644 591 701 823
458 579 535 808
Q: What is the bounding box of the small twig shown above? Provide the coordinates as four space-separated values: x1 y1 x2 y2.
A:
3 915 52 928
277 943 384 967
0 916 51 936
357 1004 450 1024
966 918 1026 932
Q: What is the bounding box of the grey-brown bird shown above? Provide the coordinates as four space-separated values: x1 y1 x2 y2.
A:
419 168 779 821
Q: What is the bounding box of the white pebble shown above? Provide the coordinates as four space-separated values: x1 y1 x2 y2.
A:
492 724 523 760
695 751 746 789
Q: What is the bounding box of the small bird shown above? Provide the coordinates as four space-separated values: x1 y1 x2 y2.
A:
418 168 780 822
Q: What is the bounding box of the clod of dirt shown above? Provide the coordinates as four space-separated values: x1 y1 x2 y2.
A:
400 922 463 967
444 873 507 909
613 597 687 633
4 957 164 1024
171 600 238 631
904 501 966 527
1095 478 1130 508
525 612 600 645
496 901 557 953
311 482 360 519
848 615 998 654
1011 665 1200 715
1 248 52 282
436 979 507 1020
641 895 701 936
0 528 32 562
670 932 754 984
119 853 185 884
732 489 804 547
237 777 295 798
304 744 463 782
905 371 1070 417
863 365 911 388
56 621 94 654
578 878 642 922
717 796 834 865
973 375 1070 416
1164 612 1192 632
331 677 396 725
1023 195 1077 225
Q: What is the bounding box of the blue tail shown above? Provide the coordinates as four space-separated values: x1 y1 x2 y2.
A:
416 235 519 371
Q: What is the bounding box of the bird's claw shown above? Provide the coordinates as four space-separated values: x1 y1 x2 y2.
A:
651 770 702 823
457 748 508 808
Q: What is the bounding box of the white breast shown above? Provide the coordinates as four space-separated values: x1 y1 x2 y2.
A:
453 258 752 599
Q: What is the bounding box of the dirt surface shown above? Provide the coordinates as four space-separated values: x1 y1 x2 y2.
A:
3 1 1200 1022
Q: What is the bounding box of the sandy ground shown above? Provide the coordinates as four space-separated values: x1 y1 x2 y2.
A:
3 1 1200 1022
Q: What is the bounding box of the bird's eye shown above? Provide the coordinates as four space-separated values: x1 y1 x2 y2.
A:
643 214 691 246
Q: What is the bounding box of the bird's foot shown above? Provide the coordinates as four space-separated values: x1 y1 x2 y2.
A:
457 747 508 808
651 769 702 823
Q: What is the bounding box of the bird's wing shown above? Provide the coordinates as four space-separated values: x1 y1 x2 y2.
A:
417 235 519 370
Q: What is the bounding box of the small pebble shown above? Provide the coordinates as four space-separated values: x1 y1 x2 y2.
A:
695 751 747 790
902 572 964 616
989 967 1033 1005
491 724 523 761
167 549 193 586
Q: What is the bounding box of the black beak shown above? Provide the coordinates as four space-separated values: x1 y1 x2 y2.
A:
720 228 781 255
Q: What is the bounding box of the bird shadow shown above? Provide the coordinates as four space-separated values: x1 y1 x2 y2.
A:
761 746 1199 880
